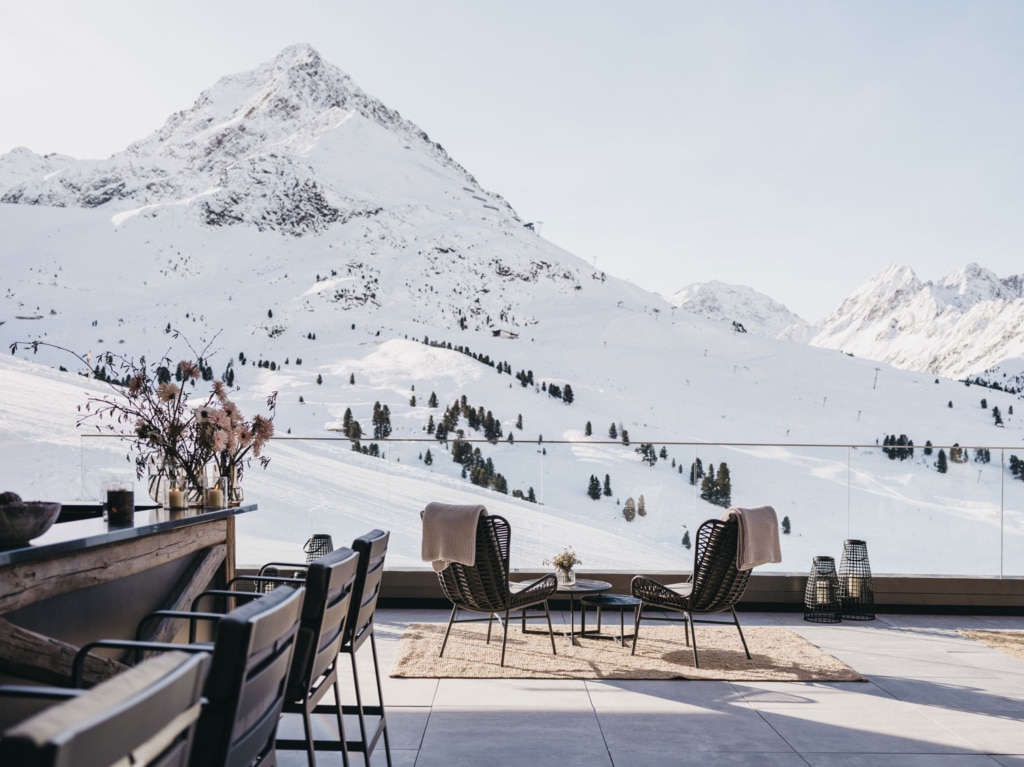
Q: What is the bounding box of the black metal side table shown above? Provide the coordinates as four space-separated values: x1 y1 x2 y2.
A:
580 593 641 646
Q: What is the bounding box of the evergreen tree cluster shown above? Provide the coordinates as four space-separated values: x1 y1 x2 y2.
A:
372 401 392 439
586 473 613 499
1008 454 1024 481
420 336 508 373
636 443 657 466
882 434 915 460
698 462 732 508
450 437 509 494
434 395 504 443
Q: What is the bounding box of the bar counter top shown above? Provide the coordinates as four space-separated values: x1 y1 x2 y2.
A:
0 503 257 568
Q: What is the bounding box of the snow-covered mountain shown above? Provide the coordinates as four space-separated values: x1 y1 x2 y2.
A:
811 263 1024 379
666 281 813 343
2 45 1022 577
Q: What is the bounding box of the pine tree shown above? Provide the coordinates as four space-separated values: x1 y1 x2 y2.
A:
563 384 574 404
681 531 691 550
428 391 438 408
585 421 592 437
936 449 948 474
424 449 433 466
689 458 704 486
621 428 630 446
781 516 791 535
608 422 618 439
587 475 602 500
637 494 646 517
316 373 323 385
350 373 355 385
603 474 612 497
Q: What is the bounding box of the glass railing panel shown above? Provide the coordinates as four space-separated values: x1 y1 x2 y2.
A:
77 435 1023 577
1000 448 1024 577
847 445 1005 576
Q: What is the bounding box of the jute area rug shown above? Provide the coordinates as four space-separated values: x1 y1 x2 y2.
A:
390 623 865 682
959 630 1024 662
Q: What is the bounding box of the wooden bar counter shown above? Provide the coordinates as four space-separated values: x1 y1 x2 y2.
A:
0 504 256 686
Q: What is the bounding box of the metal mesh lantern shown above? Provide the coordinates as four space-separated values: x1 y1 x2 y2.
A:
804 555 842 623
303 533 334 563
839 539 875 620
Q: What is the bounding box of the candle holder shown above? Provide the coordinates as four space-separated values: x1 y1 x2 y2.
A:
839 539 876 620
204 474 227 509
804 555 841 623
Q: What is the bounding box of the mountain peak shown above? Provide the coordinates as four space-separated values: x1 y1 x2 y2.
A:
667 280 811 342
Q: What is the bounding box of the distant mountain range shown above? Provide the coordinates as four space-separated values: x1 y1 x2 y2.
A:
666 263 1024 381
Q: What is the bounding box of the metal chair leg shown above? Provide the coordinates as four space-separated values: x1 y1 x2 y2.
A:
631 603 644 655
543 600 557 656
500 608 511 667
732 606 751 659
439 604 459 657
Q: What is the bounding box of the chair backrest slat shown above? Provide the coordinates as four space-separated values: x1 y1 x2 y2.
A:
345 529 390 653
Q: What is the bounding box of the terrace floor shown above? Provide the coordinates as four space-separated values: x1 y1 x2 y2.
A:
280 607 1024 766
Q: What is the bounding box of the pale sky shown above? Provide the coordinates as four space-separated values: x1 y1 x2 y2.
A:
2 1 1022 322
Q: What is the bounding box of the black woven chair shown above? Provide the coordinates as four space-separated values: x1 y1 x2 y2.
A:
631 516 752 668
436 514 558 667
0 651 209 767
71 583 306 767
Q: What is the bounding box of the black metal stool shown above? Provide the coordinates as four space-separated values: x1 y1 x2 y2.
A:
804 555 841 623
580 593 641 646
839 539 876 620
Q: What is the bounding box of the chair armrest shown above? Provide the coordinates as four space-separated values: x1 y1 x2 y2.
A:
509 573 557 608
190 588 262 612
71 640 209 687
0 686 82 729
136 610 225 644
631 575 691 607
257 561 308 577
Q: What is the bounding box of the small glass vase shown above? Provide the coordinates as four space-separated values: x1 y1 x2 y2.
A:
556 567 576 586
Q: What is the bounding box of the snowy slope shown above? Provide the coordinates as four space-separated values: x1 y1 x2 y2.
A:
1 45 1022 577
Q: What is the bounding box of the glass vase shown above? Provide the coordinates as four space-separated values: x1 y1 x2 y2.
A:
556 567 576 586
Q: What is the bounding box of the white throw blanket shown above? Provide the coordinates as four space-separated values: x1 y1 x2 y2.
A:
421 502 487 572
720 505 782 571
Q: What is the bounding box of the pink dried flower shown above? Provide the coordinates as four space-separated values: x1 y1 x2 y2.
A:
177 361 200 380
157 382 180 402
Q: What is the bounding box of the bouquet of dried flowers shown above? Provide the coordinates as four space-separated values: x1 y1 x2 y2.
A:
545 548 582 572
12 334 276 500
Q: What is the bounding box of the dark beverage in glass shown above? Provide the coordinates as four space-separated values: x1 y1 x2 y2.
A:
106 489 135 527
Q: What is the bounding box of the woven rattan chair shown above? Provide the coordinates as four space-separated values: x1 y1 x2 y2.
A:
436 514 558 667
631 516 752 668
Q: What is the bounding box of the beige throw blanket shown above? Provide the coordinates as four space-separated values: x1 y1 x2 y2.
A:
421 502 487 572
721 505 782 570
